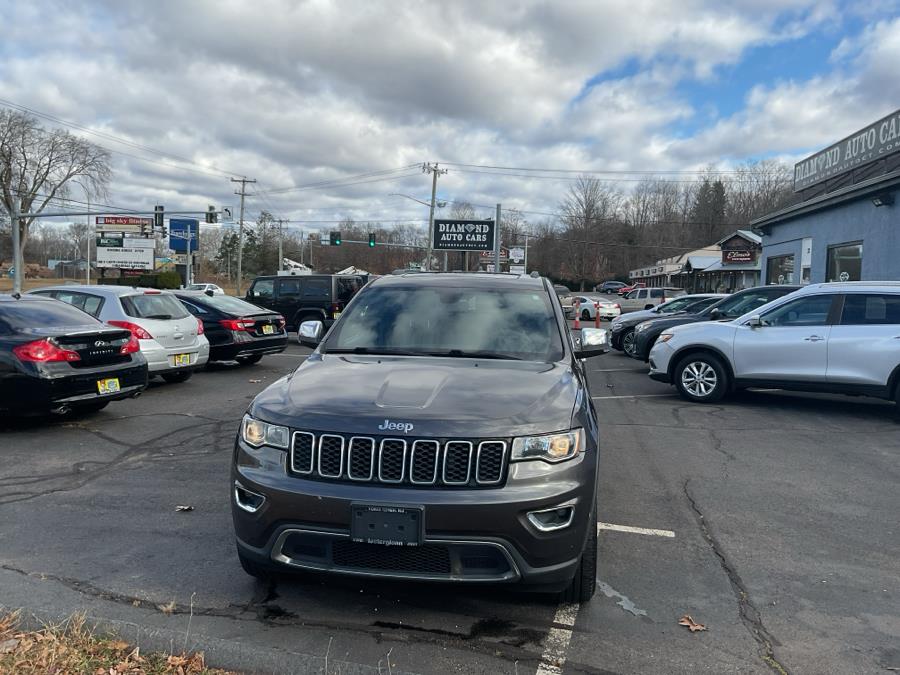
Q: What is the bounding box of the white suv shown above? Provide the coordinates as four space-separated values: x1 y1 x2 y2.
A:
648 282 900 407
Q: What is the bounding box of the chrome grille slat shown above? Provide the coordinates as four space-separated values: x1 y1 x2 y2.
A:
289 432 505 487
291 432 315 474
378 439 407 483
347 437 375 481
410 440 439 485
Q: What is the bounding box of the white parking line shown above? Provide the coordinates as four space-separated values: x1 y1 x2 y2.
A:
599 522 675 538
590 394 670 400
535 602 579 675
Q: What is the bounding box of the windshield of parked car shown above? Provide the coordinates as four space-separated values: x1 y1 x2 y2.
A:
657 296 701 313
120 293 189 320
198 295 273 315
701 290 781 319
324 285 565 361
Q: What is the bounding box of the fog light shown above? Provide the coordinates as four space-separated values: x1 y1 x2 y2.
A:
527 505 575 532
234 482 266 513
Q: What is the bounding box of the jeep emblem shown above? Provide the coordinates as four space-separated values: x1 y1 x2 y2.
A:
378 419 414 434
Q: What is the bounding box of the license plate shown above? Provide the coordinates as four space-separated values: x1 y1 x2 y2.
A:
351 504 423 546
262 324 275 335
172 353 191 367
97 378 120 395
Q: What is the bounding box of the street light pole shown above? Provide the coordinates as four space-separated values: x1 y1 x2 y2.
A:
422 163 447 271
11 200 21 294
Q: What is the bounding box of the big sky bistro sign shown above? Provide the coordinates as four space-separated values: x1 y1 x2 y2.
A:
432 219 496 251
793 107 900 191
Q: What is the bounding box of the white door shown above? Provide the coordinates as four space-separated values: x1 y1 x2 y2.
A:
827 293 900 387
732 294 836 382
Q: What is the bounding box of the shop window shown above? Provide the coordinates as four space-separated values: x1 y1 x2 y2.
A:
826 242 862 282
766 254 795 284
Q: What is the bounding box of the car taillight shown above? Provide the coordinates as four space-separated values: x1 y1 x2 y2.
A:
196 317 205 335
614 303 620 309
119 335 141 355
220 318 256 331
108 320 153 340
276 315 285 328
13 339 81 363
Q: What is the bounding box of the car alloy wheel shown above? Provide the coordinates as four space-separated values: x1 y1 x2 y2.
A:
622 330 636 356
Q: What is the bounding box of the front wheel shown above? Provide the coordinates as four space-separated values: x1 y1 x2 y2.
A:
560 507 597 603
621 329 636 357
674 354 729 403
161 371 193 384
581 309 591 321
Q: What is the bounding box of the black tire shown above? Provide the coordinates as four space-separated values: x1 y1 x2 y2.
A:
673 353 729 403
560 507 597 603
581 309 591 321
161 370 193 384
237 548 272 581
236 354 263 366
621 329 637 357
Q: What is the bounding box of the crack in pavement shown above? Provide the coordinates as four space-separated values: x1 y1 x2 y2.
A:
0 563 599 672
683 479 790 675
0 422 230 505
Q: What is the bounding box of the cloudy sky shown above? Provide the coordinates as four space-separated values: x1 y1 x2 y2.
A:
2 0 899 235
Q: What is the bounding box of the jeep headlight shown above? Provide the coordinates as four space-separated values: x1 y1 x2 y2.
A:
511 429 583 463
241 415 290 449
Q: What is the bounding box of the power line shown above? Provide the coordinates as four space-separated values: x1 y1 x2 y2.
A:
439 161 787 176
255 165 422 195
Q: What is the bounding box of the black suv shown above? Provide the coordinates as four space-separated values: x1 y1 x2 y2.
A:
244 274 365 332
232 273 609 601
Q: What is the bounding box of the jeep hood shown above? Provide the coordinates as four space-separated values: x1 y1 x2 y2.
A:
250 354 581 437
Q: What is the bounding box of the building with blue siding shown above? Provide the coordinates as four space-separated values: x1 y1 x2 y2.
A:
752 109 900 285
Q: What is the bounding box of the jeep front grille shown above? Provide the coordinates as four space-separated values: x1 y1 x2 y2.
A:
289 432 508 488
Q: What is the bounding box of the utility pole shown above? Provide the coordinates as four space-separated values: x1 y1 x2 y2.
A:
278 219 284 272
494 203 501 273
231 177 256 295
423 163 447 271
11 200 21 294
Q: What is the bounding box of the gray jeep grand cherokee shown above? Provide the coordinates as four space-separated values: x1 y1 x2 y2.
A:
232 272 608 601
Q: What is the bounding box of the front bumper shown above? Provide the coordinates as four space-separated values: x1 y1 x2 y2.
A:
648 340 675 382
631 330 658 361
232 440 596 589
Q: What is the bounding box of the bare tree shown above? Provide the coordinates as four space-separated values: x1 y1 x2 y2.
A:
558 176 623 289
0 110 111 285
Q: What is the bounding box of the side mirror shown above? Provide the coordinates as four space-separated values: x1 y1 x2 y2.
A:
709 308 722 320
298 320 324 347
747 315 763 328
574 327 609 359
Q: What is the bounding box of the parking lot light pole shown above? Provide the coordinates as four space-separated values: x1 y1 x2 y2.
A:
11 201 21 293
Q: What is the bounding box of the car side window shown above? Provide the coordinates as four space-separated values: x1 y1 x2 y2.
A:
760 295 834 327
839 294 900 325
250 279 274 300
650 289 663 298
180 300 207 315
302 279 331 299
638 289 648 299
277 279 301 297
80 294 104 317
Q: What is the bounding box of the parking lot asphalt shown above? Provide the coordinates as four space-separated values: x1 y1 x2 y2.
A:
1 338 898 674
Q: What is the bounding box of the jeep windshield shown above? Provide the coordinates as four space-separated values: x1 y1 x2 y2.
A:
323 285 564 362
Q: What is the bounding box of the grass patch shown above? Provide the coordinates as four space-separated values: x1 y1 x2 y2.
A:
0 611 237 674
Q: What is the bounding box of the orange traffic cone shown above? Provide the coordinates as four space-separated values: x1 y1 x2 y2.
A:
595 302 601 328
573 301 581 330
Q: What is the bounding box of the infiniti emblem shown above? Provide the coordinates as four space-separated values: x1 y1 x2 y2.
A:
94 340 109 347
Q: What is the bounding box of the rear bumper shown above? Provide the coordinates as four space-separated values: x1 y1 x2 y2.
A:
140 339 210 373
0 364 148 413
209 336 288 361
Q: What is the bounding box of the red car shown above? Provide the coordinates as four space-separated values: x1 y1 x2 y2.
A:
617 282 646 296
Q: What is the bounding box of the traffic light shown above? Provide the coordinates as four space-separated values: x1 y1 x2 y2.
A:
368 232 376 247
330 231 342 246
154 205 164 230
206 205 217 223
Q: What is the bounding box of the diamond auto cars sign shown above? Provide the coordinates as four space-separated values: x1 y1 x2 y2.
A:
432 219 496 251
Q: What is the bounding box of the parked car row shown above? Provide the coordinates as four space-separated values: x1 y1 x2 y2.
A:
0 285 291 417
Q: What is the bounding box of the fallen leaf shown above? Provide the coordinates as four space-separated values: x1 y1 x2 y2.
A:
0 637 18 653
175 505 194 512
109 640 130 651
248 379 261 383
167 654 188 667
678 614 707 632
157 601 177 615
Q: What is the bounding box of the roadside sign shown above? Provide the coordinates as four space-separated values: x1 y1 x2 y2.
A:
169 218 199 253
172 254 190 265
432 219 495 251
96 216 154 227
481 247 509 262
96 235 123 248
96 245 154 270
510 264 526 274
122 236 154 249
510 247 524 262
485 263 496 273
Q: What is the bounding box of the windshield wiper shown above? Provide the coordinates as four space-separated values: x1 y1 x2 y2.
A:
428 349 523 360
325 346 423 356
